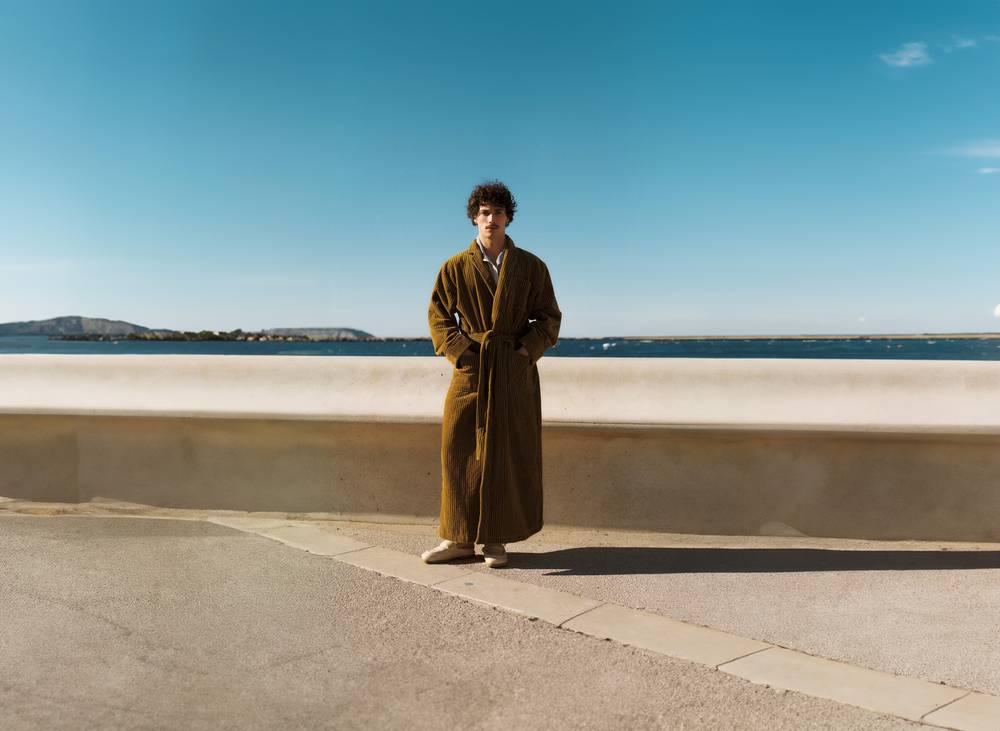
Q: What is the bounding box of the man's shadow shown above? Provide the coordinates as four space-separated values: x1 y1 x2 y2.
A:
504 547 1000 576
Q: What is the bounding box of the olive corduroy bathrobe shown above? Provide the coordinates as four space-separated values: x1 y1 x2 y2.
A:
428 236 561 544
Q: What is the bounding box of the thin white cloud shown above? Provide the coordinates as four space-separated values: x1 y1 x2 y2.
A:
936 142 1000 174
994 305 1000 319
942 35 978 52
985 35 1000 43
947 140 1000 158
880 42 932 67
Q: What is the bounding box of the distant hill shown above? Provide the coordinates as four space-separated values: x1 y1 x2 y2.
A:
0 316 375 340
263 327 373 340
0 316 170 336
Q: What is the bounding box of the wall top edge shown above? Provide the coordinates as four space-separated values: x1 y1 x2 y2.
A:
4 355 1000 431
2 408 1000 436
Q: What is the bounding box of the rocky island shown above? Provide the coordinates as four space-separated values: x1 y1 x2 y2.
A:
0 316 376 342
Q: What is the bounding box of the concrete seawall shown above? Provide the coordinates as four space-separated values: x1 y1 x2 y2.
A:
3 354 1000 541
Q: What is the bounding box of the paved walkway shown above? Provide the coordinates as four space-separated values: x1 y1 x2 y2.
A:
4 500 1000 729
325 518 1000 698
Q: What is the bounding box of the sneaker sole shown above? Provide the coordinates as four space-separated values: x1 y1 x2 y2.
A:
421 551 475 564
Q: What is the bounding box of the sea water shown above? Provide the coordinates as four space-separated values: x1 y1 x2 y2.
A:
2 335 1000 360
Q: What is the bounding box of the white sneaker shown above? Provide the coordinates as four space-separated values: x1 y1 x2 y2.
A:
421 540 475 563
482 543 507 568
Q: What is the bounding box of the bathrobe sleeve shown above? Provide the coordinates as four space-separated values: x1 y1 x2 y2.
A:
518 262 561 364
428 263 475 367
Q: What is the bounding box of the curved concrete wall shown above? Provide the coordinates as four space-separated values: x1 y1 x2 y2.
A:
4 354 1000 431
3 354 1000 541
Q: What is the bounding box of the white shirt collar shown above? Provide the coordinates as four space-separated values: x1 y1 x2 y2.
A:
475 236 505 267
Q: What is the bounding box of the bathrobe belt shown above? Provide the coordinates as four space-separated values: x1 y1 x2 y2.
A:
466 329 519 461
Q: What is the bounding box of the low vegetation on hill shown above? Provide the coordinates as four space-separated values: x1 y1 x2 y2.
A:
0 317 375 341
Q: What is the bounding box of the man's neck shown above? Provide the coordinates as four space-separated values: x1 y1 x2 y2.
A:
478 233 506 260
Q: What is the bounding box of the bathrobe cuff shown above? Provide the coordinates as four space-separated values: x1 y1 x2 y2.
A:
444 333 475 367
519 329 547 365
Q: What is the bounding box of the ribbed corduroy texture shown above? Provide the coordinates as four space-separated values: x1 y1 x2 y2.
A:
428 236 561 544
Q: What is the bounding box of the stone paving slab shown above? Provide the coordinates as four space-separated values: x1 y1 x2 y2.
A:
562 602 772 667
336 545 473 585
924 692 1000 731
433 571 605 625
719 647 968 722
208 517 371 556
206 517 292 531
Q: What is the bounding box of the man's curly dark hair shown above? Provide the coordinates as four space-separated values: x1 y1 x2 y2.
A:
466 180 517 225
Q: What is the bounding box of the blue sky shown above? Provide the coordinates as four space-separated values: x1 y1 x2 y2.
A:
1 0 999 337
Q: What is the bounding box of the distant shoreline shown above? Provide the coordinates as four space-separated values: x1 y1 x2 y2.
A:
26 332 1000 342
49 333 374 343
5 316 999 343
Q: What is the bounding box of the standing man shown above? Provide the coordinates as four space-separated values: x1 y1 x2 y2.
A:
422 181 561 568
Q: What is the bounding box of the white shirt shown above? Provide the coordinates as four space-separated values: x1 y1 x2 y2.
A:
475 237 505 285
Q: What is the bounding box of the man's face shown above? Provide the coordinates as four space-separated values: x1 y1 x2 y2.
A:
475 203 508 242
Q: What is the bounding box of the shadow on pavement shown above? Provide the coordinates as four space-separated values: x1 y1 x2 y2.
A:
512 547 1000 575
